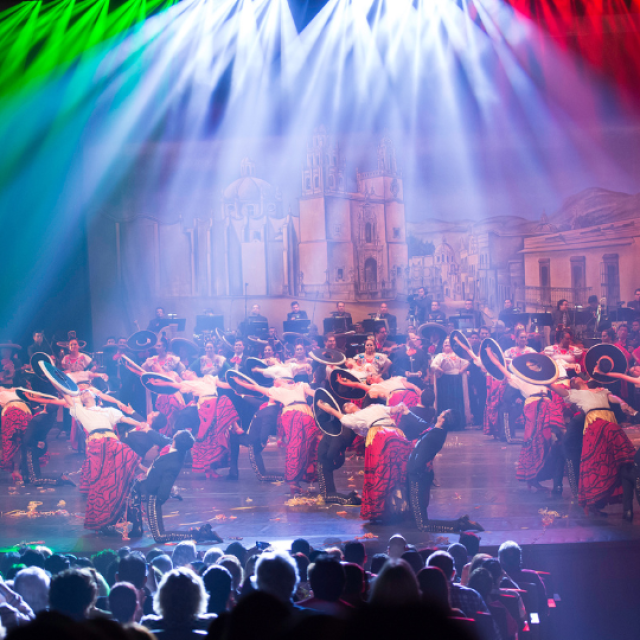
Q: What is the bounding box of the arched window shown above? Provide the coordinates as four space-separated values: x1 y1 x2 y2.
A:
365 222 372 244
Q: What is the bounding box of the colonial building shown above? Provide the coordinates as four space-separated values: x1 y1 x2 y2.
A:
297 128 409 300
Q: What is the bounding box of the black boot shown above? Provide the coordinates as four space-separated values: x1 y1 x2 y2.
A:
249 445 283 482
457 514 485 532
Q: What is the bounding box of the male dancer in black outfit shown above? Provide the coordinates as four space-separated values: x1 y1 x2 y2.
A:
129 430 221 542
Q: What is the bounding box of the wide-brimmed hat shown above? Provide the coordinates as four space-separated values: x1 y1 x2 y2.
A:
225 370 265 398
141 372 178 395
450 330 472 361
509 353 558 385
584 343 628 385
313 388 342 437
309 348 346 366
418 323 447 343
40 361 80 396
480 338 506 381
330 368 366 400
127 331 158 352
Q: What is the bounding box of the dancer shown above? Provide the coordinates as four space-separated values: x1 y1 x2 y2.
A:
550 377 636 520
129 429 222 542
0 387 32 482
407 409 484 532
236 373 318 494
352 337 390 378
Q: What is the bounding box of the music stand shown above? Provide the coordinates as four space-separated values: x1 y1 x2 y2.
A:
195 315 225 333
611 307 637 323
283 319 311 333
362 319 388 334
247 320 269 339
450 315 474 332
574 310 594 326
166 317 186 332
529 313 553 328
505 313 529 329
323 317 350 334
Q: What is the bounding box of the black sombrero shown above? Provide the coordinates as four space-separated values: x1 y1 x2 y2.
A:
584 343 628 385
15 388 59 404
225 369 265 398
329 368 367 400
245 357 274 388
40 361 80 396
310 348 346 367
479 338 506 381
313 388 342 437
418 323 447 343
141 372 178 395
450 330 472 361
0 341 22 352
171 338 200 358
247 336 269 347
283 332 312 346
127 330 158 352
216 328 236 351
509 353 558 385
31 352 53 380
121 354 145 375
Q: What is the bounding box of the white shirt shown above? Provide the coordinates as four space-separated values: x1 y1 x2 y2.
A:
180 375 219 399
0 388 19 407
200 355 226 376
70 404 123 433
369 377 407 396
508 375 548 399
352 353 388 375
340 404 395 437
267 382 312 406
431 353 465 375
142 354 185 375
565 388 611 413
504 346 536 361
62 353 92 373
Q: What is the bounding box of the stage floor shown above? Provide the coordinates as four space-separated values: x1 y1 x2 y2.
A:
1 425 640 555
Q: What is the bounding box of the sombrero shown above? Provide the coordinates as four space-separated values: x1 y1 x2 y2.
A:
329 368 367 400
245 357 274 387
216 328 236 351
40 361 80 396
584 343 628 385
170 338 200 358
509 353 558 385
225 370 265 398
450 330 472 361
141 372 178 395
479 338 506 381
15 388 59 404
309 348 346 367
0 341 21 352
121 354 145 375
418 323 447 343
31 352 53 380
313 388 342 437
56 331 87 350
127 330 157 352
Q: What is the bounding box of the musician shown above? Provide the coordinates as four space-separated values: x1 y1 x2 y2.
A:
287 301 308 321
27 331 51 359
627 288 640 313
375 303 397 335
410 287 432 324
498 299 517 330
552 299 572 337
147 307 167 333
427 300 446 324
324 333 343 353
249 304 268 324
461 300 483 329
374 326 395 355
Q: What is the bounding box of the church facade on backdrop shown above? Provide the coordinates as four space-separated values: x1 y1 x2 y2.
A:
215 129 409 302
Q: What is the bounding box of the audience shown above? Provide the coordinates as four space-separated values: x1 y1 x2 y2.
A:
0 533 553 640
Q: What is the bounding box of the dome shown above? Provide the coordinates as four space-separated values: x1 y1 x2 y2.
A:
223 158 275 201
434 236 456 257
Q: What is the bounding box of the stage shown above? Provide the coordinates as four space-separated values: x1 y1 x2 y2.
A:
2 424 640 553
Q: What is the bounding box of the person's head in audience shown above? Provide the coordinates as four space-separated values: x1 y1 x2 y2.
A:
92 550 118 585
203 547 223 566
387 534 407 559
116 553 147 590
482 558 505 590
44 553 70 576
244 554 260 578
498 541 522 574
426 551 455 583
401 549 424 575
151 554 173 576
109 582 140 624
255 552 299 604
468 567 493 603
291 538 311 558
370 553 389 575
308 556 346 603
343 541 366 568
153 568 207 625
447 543 468 580
469 553 492 577
216 555 244 592
225 542 249 567
172 541 197 568
49 569 98 621
417 566 450 610
13 567 50 613
459 532 481 557
292 553 310 583
341 563 365 605
146 549 165 563
323 547 344 561
20 549 45 569
202 565 233 615
369 558 420 607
